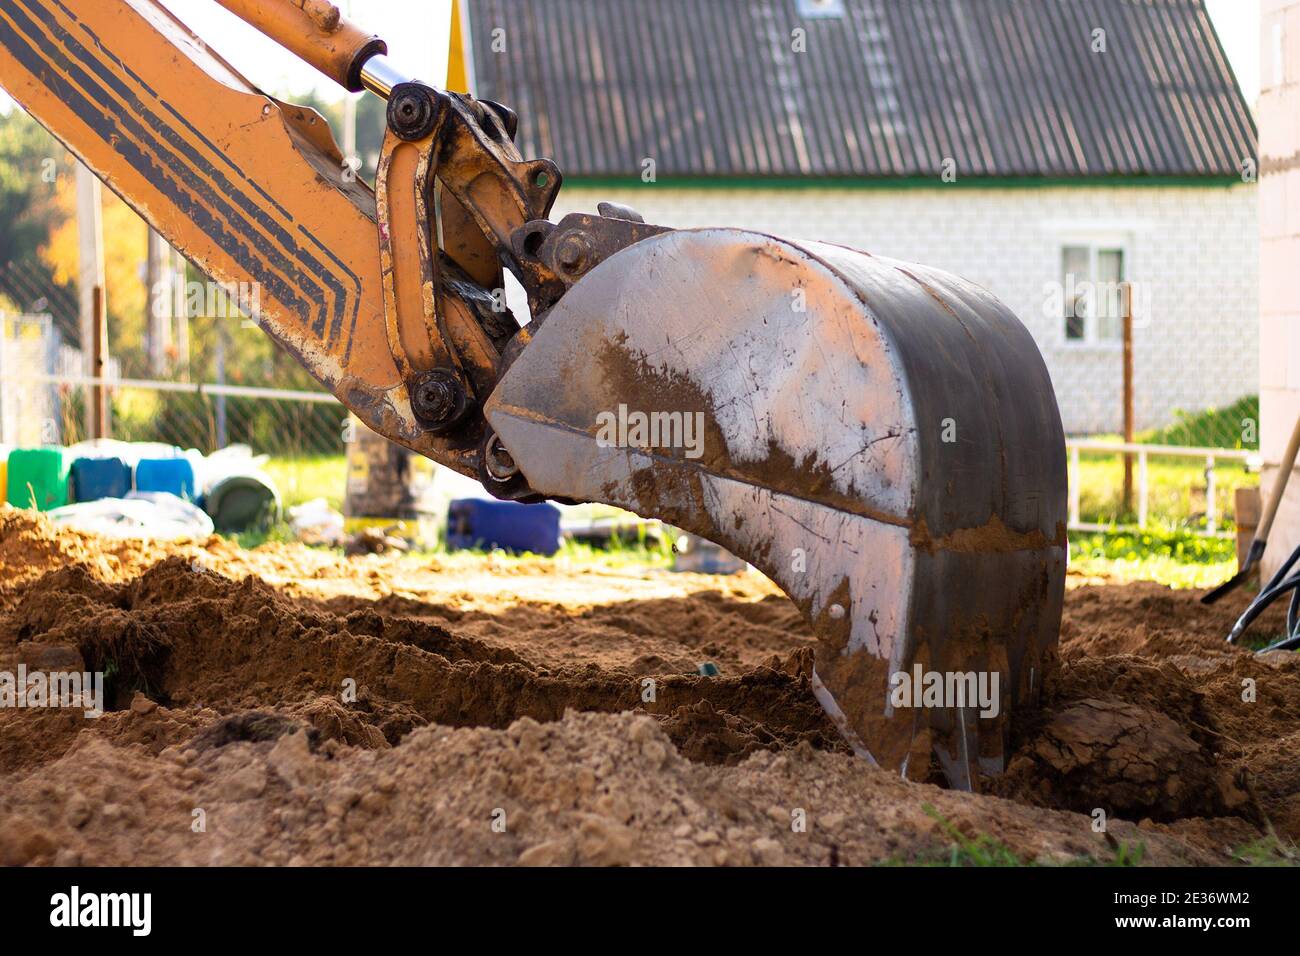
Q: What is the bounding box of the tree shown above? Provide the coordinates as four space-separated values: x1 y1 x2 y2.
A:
0 109 69 267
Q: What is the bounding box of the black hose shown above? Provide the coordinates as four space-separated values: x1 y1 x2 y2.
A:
1288 583 1300 638
1232 567 1300 642
1261 630 1300 652
1264 540 1300 594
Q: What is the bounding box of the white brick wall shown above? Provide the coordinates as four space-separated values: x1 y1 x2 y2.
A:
552 182 1258 434
1260 0 1300 581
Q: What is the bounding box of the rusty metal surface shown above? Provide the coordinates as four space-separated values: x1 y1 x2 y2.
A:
486 229 1066 789
520 213 671 296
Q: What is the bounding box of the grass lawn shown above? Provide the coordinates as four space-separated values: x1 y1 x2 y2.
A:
1073 452 1255 530
1067 528 1238 588
264 454 347 511
264 453 1257 531
253 453 1253 586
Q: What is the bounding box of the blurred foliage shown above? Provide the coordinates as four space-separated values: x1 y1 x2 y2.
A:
43 180 149 365
100 387 346 457
0 110 70 270
262 454 348 511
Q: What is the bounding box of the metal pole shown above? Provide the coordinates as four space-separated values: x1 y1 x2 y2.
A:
75 163 105 441
173 250 190 381
91 284 108 439
1206 455 1217 534
1122 281 1135 514
1138 449 1149 528
214 317 228 448
1069 445 1081 528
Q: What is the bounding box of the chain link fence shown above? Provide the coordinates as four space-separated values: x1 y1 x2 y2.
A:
0 252 1263 532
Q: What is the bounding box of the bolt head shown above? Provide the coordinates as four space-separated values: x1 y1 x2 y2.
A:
409 369 467 429
555 234 590 272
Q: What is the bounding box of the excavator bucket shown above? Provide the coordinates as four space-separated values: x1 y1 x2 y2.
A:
487 229 1067 789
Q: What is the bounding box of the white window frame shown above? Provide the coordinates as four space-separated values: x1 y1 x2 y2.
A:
1058 234 1130 349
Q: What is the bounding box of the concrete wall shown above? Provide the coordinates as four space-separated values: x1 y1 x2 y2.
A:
1260 0 1300 580
552 182 1258 435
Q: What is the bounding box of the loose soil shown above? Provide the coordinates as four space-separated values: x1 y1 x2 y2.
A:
0 506 1296 866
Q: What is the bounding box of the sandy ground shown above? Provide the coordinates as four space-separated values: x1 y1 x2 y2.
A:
0 505 1296 867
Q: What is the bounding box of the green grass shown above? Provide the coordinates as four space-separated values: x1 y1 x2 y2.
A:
228 525 677 566
1071 395 1259 530
228 522 301 550
1231 836 1299 866
1069 528 1239 588
248 455 1250 586
1073 453 1254 531
260 448 1256 538
263 454 347 511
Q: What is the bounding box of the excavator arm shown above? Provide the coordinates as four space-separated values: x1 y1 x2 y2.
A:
0 0 1068 790
0 0 582 483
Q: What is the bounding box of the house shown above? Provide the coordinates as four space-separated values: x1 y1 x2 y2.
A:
461 0 1258 435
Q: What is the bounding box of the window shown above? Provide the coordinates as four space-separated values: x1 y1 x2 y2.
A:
1062 243 1126 344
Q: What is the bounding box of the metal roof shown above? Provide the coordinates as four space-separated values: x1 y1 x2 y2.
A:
467 0 1257 180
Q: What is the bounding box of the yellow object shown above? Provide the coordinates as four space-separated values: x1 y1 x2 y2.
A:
447 0 471 93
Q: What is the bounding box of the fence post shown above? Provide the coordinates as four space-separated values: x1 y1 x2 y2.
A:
1205 455 1217 534
1137 449 1149 528
1122 282 1135 513
77 163 106 442
91 285 108 440
1070 444 1081 528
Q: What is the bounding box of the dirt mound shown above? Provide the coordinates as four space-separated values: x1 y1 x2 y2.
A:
1058 579 1287 658
0 506 1297 865
0 708 1243 867
0 546 837 775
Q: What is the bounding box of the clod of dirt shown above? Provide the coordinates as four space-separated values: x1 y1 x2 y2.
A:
658 697 846 765
191 712 316 752
1011 698 1229 821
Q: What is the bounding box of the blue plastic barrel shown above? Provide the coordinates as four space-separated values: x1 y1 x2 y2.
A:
70 457 132 502
445 499 561 555
135 458 195 500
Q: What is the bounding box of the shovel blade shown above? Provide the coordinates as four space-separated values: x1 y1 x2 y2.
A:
486 229 1066 789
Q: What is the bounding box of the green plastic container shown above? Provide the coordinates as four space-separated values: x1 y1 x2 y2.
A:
6 448 70 511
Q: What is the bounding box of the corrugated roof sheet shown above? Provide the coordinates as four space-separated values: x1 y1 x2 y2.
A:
467 0 1257 179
